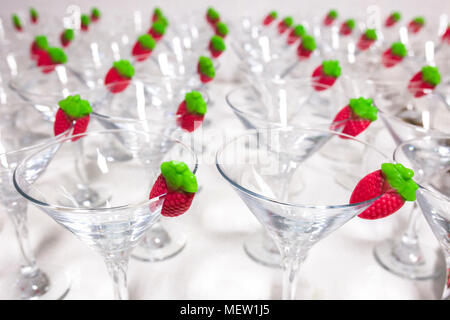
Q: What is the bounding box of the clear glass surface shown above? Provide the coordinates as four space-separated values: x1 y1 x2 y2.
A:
394 135 450 299
13 129 197 299
86 77 206 262
373 81 449 279
216 127 389 299
0 101 72 299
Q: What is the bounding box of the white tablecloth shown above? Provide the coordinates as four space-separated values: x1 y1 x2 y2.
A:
0 79 446 300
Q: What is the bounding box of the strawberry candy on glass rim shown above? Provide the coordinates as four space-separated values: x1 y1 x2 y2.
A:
13 129 198 299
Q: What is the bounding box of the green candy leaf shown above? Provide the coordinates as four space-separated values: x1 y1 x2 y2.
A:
283 16 293 27
322 60 341 78
210 35 226 51
34 35 48 49
301 34 316 51
154 8 163 18
207 8 220 20
138 34 156 50
63 29 74 41
157 15 169 27
113 60 135 78
58 95 92 118
365 29 377 40
392 11 401 21
413 16 425 25
293 24 306 37
381 163 418 201
161 161 198 193
198 56 215 78
30 8 38 19
81 14 90 26
152 21 166 35
47 47 67 64
345 19 355 30
391 42 407 57
421 66 441 86
216 22 228 36
269 11 278 18
185 91 207 115
349 97 378 121
328 10 338 19
91 7 100 18
12 14 21 28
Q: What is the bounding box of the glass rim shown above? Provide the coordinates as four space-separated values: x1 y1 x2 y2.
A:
216 126 390 210
225 83 348 127
13 128 198 213
393 134 450 203
377 92 448 135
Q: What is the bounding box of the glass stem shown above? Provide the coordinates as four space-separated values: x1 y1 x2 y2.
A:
8 201 39 276
104 251 130 300
400 203 421 247
281 254 305 300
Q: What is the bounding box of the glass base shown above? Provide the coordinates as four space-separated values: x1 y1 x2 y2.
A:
131 225 186 262
0 264 71 300
373 240 443 280
243 231 282 268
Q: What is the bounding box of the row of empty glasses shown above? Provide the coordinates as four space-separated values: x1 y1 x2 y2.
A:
0 5 227 299
229 7 449 299
0 5 448 300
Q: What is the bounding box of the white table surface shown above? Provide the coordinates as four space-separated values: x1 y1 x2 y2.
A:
0 78 446 300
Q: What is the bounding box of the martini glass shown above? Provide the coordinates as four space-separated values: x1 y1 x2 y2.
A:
86 78 206 262
373 81 449 279
0 101 72 299
394 135 450 299
216 127 389 299
225 78 352 267
13 129 197 299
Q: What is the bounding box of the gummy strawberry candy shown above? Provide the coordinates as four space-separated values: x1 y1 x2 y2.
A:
385 11 401 27
176 91 207 132
287 25 306 45
132 34 156 62
339 19 355 36
30 35 48 60
30 8 38 24
215 22 228 38
149 161 198 217
37 47 67 74
331 97 378 138
197 56 215 83
277 16 293 34
407 66 441 98
408 17 425 34
60 29 74 47
323 10 338 26
357 29 377 51
311 60 341 91
148 20 166 41
152 8 163 22
81 14 90 31
297 35 316 60
206 7 220 27
54 95 92 141
91 7 100 22
104 60 135 93
381 42 407 68
350 163 418 220
208 35 226 58
263 11 277 26
12 14 22 31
